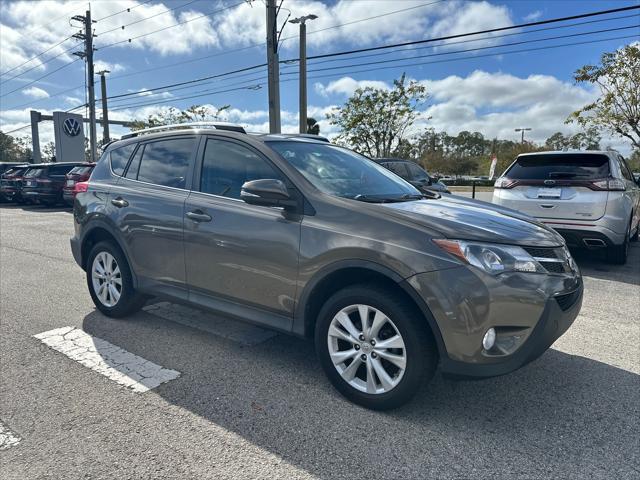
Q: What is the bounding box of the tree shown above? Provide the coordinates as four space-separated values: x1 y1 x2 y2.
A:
544 127 601 150
568 44 640 149
327 74 428 157
1 132 32 162
306 117 320 135
628 149 640 171
130 104 231 131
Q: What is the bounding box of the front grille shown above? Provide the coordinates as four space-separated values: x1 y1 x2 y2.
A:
522 247 559 259
523 246 570 274
555 289 581 311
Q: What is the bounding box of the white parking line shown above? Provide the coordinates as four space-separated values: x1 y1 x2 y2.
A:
0 421 21 450
34 327 180 393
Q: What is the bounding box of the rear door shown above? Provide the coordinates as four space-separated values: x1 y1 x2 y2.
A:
500 153 610 221
107 136 198 298
183 136 301 328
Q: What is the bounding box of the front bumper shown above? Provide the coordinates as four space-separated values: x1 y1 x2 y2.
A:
405 265 582 379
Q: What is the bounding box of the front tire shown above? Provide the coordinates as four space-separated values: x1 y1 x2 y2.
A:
86 241 146 317
315 284 437 410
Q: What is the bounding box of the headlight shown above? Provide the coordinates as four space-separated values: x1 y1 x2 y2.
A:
433 239 545 275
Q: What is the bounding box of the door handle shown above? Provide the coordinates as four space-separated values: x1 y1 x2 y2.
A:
186 210 212 222
111 197 129 208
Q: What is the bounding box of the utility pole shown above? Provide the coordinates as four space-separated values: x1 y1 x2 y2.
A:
515 127 532 144
97 70 110 145
290 14 318 134
72 11 97 162
266 0 281 133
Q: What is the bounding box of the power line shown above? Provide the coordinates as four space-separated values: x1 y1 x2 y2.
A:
96 1 247 51
279 0 447 44
284 24 640 74
294 12 640 66
0 58 83 99
283 4 640 63
95 0 202 36
0 35 74 77
94 0 154 22
0 41 83 86
1 124 31 135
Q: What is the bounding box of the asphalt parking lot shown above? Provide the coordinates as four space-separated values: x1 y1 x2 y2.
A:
1 203 639 479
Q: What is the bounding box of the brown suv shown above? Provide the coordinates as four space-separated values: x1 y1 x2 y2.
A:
71 123 583 409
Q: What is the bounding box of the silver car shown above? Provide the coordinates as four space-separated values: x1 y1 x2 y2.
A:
493 151 640 264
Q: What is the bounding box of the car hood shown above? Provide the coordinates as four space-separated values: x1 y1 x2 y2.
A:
379 195 565 247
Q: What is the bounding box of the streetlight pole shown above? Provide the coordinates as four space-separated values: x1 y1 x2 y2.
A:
290 14 318 134
266 0 281 133
515 127 532 144
97 70 110 145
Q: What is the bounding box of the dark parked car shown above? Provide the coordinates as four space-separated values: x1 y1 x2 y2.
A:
0 162 28 176
63 164 95 205
22 162 87 206
71 123 582 410
374 158 451 194
1 165 30 203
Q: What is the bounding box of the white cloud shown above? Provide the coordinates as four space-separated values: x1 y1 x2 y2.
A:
23 86 50 99
64 96 82 105
93 61 125 74
524 10 543 22
315 77 391 97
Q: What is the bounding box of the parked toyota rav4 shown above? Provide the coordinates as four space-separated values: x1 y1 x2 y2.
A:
71 124 582 410
493 151 640 264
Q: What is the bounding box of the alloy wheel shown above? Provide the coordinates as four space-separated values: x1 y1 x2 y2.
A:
91 251 122 307
327 304 407 394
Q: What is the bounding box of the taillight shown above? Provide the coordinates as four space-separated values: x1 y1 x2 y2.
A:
494 177 517 189
74 181 89 193
589 179 626 191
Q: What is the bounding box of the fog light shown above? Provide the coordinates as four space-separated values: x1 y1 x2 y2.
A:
482 328 496 350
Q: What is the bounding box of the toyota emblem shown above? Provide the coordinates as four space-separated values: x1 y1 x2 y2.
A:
63 117 81 137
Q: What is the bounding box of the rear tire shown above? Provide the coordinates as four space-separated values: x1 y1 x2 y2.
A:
315 284 437 410
86 241 146 317
631 217 639 242
609 221 630 265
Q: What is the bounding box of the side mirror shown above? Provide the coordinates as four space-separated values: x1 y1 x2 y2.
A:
241 179 296 210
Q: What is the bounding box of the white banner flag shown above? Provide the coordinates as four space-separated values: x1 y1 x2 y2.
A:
489 155 498 180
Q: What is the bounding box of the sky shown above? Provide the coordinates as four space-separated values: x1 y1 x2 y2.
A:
0 0 639 155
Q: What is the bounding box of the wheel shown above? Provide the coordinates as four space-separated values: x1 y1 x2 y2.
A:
609 220 630 265
86 241 146 317
315 284 437 410
631 217 639 242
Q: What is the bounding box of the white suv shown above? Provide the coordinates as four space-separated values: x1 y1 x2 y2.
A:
493 151 640 264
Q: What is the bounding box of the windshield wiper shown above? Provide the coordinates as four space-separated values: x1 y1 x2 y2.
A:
352 193 425 203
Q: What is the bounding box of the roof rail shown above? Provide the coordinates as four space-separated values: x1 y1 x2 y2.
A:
120 122 246 139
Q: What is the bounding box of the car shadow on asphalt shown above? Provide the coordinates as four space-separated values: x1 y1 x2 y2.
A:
82 308 639 478
572 242 640 286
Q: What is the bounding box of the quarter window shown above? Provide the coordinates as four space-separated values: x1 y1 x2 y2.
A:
110 143 136 176
200 139 284 200
128 137 196 189
383 162 409 180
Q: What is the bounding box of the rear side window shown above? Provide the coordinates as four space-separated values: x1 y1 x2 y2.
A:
110 144 136 176
200 138 284 199
506 154 610 180
49 165 75 175
69 166 93 176
383 162 410 180
25 168 44 177
131 137 196 189
405 162 429 181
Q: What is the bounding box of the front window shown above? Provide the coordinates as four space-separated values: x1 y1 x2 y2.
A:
268 141 420 202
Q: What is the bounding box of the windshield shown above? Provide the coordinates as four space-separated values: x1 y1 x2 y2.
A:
506 153 610 180
268 141 421 201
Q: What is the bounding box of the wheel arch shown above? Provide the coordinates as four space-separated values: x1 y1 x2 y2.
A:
293 260 446 357
80 223 138 288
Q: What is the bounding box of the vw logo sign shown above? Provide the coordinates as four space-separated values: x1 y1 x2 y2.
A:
63 117 81 137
